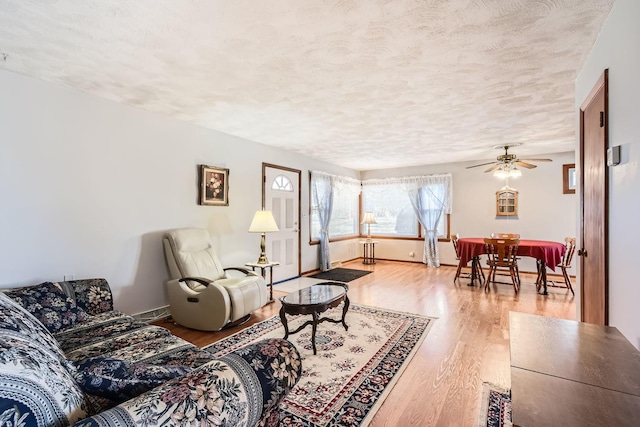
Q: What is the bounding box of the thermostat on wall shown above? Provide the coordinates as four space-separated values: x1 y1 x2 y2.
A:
607 146 620 166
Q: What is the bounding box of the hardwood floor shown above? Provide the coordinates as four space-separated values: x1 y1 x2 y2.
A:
155 259 576 426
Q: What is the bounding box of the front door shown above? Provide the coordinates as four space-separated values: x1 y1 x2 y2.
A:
264 163 301 283
579 70 608 325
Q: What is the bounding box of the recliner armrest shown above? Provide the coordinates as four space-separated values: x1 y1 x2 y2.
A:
223 267 253 275
178 277 213 287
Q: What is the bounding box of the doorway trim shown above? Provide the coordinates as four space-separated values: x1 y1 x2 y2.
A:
262 162 302 278
579 69 609 324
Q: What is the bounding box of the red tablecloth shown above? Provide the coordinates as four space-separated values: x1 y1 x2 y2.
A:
457 238 566 271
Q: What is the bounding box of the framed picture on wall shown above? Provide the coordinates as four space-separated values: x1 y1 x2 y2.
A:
199 165 229 206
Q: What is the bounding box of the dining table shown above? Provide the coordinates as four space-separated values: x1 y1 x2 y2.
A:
456 237 567 295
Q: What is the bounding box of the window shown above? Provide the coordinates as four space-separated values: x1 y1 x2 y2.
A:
310 173 360 240
272 175 293 191
310 172 451 242
362 184 418 236
562 164 576 194
362 178 450 239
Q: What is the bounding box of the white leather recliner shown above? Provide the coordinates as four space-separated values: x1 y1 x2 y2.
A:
162 228 267 331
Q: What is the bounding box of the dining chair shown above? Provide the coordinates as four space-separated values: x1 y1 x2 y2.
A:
452 233 485 283
490 233 521 239
484 237 521 293
539 237 576 295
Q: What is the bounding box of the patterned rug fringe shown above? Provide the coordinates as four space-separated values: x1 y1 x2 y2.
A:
478 382 512 427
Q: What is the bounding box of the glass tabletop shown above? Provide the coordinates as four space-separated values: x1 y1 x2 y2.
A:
282 282 347 306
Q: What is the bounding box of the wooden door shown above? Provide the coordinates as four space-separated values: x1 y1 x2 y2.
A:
579 70 608 325
263 163 301 283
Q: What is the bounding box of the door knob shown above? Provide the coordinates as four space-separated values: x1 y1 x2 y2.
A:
578 248 588 257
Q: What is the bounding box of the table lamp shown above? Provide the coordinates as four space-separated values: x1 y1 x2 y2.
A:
248 210 279 264
361 212 377 242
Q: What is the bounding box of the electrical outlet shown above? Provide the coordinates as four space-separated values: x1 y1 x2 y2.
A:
64 274 74 281
409 252 415 258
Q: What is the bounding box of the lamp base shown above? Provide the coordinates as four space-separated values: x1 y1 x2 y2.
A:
257 233 269 264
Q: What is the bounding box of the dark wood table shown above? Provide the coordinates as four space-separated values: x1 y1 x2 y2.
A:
509 312 640 426
279 282 349 355
457 238 566 294
359 240 377 264
245 261 279 304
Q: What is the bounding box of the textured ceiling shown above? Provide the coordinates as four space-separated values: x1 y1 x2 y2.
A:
0 0 614 170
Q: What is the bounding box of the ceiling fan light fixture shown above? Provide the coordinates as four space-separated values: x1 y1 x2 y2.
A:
493 167 509 179
508 167 522 178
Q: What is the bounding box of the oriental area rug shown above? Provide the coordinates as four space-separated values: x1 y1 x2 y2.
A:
205 304 435 426
478 383 512 427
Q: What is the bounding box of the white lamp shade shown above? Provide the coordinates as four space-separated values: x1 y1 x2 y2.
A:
248 210 279 233
493 168 508 179
361 212 377 224
508 168 522 178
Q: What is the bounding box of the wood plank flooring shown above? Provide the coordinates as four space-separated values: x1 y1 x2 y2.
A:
155 259 576 426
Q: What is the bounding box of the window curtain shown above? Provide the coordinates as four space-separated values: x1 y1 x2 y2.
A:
311 171 334 271
406 175 452 267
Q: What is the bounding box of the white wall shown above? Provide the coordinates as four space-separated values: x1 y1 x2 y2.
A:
0 65 582 317
576 0 640 348
360 152 578 274
0 69 357 314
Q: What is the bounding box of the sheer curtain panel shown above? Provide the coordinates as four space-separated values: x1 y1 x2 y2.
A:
311 171 334 271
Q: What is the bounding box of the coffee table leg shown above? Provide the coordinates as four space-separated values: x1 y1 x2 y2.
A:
311 311 318 355
341 296 350 331
280 306 289 339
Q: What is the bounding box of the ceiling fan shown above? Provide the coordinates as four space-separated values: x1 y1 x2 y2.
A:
466 143 552 173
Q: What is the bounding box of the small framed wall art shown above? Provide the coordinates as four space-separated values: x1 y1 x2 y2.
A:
199 165 229 206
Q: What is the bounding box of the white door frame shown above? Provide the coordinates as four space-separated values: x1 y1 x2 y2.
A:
263 163 301 282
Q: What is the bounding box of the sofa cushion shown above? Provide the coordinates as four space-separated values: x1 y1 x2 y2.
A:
58 278 114 315
74 357 191 403
4 281 90 333
0 292 88 425
0 291 65 362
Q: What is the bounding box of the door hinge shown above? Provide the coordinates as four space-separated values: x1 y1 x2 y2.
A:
600 112 604 127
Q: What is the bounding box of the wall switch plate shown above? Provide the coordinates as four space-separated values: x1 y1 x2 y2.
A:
607 146 621 166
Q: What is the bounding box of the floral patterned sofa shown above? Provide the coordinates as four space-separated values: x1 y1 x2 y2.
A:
0 278 301 427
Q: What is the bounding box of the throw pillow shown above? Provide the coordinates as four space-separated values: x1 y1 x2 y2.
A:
4 281 90 333
74 357 192 402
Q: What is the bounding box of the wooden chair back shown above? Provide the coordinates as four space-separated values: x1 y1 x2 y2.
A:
484 237 520 267
561 237 577 268
451 233 461 259
490 233 521 239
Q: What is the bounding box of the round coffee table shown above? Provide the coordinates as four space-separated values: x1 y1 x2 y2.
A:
279 282 349 355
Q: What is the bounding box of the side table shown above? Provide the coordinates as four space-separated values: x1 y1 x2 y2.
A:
359 240 378 265
245 261 280 304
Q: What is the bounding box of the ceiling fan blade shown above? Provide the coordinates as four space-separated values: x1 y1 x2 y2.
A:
466 162 497 169
514 161 537 169
519 158 552 162
484 164 500 173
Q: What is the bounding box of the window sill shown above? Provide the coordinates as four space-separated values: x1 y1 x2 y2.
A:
309 235 450 245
